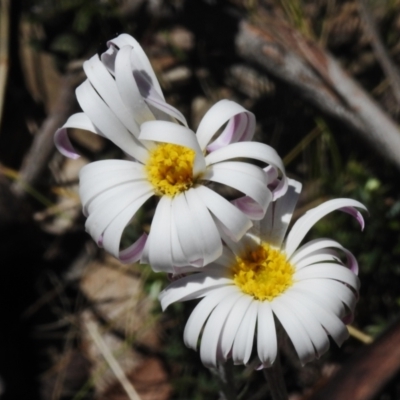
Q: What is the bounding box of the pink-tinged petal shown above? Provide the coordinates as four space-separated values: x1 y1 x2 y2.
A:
278 295 329 358
159 273 233 311
55 112 99 159
231 196 265 220
232 301 258 365
340 206 365 231
119 233 148 263
205 142 287 201
258 179 302 248
194 185 252 241
139 121 206 175
257 301 277 367
115 46 155 126
284 199 367 259
76 80 149 163
84 181 153 244
294 264 360 291
182 286 239 350
101 193 152 260
271 298 316 365
219 295 252 360
203 161 271 220
200 291 242 367
284 288 349 346
195 99 255 151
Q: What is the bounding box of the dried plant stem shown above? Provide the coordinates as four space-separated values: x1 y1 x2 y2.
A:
359 0 400 107
0 0 10 128
263 355 288 400
210 361 237 400
85 321 142 400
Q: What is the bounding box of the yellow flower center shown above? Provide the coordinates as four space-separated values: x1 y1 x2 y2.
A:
232 244 294 301
146 143 196 197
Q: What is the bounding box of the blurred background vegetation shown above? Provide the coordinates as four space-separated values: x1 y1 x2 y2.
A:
1 0 400 399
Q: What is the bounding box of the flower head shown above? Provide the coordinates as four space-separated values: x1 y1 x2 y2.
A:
55 34 288 272
159 179 366 367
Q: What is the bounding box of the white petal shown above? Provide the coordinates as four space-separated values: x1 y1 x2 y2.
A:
194 186 252 241
200 291 243 367
84 181 153 241
79 160 147 214
185 188 223 266
102 196 152 260
139 121 206 175
203 162 270 219
219 295 253 360
258 179 302 248
290 238 347 265
196 100 255 150
55 112 99 159
205 142 287 201
171 193 203 265
232 300 258 365
271 298 315 364
84 54 144 139
294 279 357 313
284 288 349 346
294 263 360 291
76 80 149 163
142 196 174 272
288 282 344 316
278 295 329 358
182 286 239 350
231 196 265 220
284 199 367 258
295 250 341 270
170 211 188 267
257 301 277 367
159 273 232 310
103 34 165 99
115 46 155 125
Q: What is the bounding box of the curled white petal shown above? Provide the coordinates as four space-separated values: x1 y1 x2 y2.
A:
196 99 255 151
285 199 367 259
55 112 99 159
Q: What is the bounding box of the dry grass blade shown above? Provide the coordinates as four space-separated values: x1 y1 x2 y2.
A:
85 320 142 400
0 0 10 128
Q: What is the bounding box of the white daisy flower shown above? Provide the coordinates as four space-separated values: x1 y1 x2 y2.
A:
54 34 288 272
159 179 367 367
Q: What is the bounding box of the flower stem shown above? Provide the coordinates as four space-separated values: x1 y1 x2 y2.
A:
210 361 237 400
263 355 288 400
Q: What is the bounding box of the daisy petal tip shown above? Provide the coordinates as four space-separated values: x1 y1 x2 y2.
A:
54 128 80 160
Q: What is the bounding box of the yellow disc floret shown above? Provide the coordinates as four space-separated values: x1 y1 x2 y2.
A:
146 143 196 197
232 243 294 301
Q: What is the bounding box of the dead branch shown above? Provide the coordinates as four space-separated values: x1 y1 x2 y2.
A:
307 318 400 400
12 72 82 197
358 0 400 107
236 19 400 171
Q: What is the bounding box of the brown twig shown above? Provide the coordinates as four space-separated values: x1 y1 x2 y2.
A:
307 318 400 400
359 0 400 107
235 18 400 171
12 72 83 197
